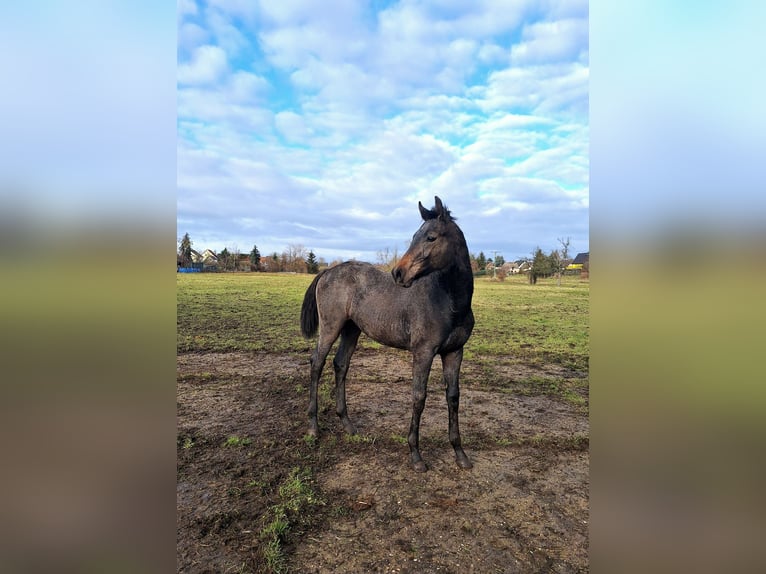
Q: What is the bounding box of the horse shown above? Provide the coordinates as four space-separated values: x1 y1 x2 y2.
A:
300 196 474 472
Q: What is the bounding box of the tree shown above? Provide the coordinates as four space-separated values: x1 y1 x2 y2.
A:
494 254 505 267
306 250 319 274
179 232 193 267
219 247 233 271
376 247 399 271
476 251 487 270
249 245 261 271
469 254 479 273
232 245 241 271
283 244 307 273
530 247 553 284
549 249 562 285
555 237 571 286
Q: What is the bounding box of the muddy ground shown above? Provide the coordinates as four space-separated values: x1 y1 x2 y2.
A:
177 348 588 573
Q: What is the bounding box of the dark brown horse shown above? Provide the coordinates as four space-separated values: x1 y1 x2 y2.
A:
300 196 474 471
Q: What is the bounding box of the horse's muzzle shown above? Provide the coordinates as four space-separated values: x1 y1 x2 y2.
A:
392 266 409 287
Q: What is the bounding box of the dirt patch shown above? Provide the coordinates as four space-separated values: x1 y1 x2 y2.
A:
177 349 588 573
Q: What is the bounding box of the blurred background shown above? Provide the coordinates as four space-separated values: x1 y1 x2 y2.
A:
0 2 177 573
590 1 766 572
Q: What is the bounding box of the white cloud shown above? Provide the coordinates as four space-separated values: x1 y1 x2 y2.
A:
274 111 311 144
227 71 270 103
177 45 228 85
206 9 251 56
176 1 589 261
511 18 588 65
178 22 210 53
178 0 197 18
480 63 589 116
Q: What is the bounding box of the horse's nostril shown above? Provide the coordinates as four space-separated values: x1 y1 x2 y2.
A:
392 268 401 282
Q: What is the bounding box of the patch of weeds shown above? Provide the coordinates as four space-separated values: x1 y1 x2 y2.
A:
181 436 194 449
344 433 374 444
389 433 408 445
247 479 267 493
529 434 547 447
177 372 216 383
262 513 288 574
302 434 317 447
330 504 351 518
258 467 324 574
495 437 515 447
224 435 252 448
294 383 305 394
563 433 589 450
318 435 337 454
562 388 587 406
520 433 589 451
318 381 332 405
278 467 322 510
223 561 252 574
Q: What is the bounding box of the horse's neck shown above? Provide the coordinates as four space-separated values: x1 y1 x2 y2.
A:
438 258 473 311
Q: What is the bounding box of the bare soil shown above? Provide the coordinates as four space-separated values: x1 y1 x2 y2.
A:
177 349 589 573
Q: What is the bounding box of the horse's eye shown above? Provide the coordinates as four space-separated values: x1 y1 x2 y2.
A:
426 235 437 242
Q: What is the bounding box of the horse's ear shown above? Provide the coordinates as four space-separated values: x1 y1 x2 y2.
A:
433 196 449 222
419 201 435 220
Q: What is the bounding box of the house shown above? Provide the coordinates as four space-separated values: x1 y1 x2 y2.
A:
517 260 532 274
566 252 589 270
199 250 219 271
179 248 219 271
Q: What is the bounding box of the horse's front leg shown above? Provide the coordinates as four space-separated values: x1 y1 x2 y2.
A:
442 348 472 469
408 351 434 472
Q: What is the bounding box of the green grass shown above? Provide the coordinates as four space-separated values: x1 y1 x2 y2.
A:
177 272 588 370
467 273 589 370
177 273 314 354
224 435 252 447
259 466 323 574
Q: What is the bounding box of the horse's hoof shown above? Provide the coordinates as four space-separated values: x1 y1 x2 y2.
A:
456 457 473 469
341 420 358 435
412 460 428 472
307 424 318 438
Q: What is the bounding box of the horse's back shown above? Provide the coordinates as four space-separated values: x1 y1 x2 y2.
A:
316 261 390 297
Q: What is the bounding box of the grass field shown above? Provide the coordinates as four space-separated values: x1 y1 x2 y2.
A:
177 271 589 371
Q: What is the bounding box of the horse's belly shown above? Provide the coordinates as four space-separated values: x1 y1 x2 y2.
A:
359 321 410 351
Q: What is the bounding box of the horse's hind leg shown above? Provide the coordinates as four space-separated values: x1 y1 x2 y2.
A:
308 328 341 437
442 348 472 469
333 322 361 435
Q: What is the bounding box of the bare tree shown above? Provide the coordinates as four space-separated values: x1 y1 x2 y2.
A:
285 244 307 273
555 237 571 286
376 246 400 271
232 245 241 271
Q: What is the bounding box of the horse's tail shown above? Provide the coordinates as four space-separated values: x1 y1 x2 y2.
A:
300 272 323 338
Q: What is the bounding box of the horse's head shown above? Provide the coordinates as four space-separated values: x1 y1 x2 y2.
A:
392 196 465 287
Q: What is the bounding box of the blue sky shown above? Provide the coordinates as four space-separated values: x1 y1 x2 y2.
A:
177 0 589 262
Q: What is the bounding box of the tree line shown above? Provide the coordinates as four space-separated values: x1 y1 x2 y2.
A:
179 232 582 283
468 237 577 285
178 233 321 273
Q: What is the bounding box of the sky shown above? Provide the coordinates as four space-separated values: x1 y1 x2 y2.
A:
177 0 589 263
